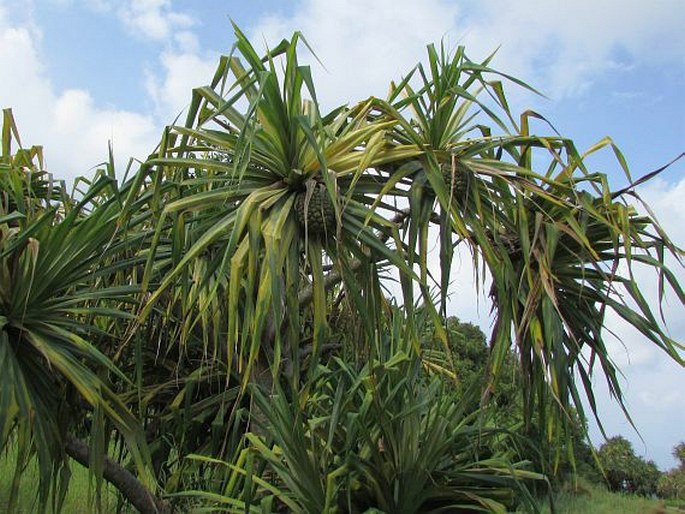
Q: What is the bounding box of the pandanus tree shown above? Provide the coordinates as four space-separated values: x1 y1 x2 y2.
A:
138 22 682 446
1 23 683 513
0 110 160 512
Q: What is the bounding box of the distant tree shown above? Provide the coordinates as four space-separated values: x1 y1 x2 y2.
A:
657 442 685 500
658 471 685 501
421 314 522 420
425 315 598 485
598 436 661 496
635 459 662 497
674 442 685 469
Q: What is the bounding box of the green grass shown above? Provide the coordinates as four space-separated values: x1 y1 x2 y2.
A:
4 448 685 514
528 480 685 514
0 448 133 514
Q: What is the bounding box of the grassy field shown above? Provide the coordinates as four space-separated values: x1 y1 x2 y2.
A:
530 480 685 514
0 450 132 514
4 452 685 514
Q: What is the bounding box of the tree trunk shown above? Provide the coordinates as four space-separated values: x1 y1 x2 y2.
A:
64 434 171 514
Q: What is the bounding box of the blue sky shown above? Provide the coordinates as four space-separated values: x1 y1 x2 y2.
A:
1 0 684 469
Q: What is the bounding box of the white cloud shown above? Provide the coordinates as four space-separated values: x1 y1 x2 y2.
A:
251 0 463 109
80 0 111 12
588 346 685 469
460 0 685 99
144 49 219 123
97 0 220 123
639 177 685 241
47 0 196 42
0 7 159 184
74 0 196 42
117 0 194 41
0 1 221 182
250 0 685 107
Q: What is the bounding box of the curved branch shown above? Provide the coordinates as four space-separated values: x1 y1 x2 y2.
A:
64 434 171 514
